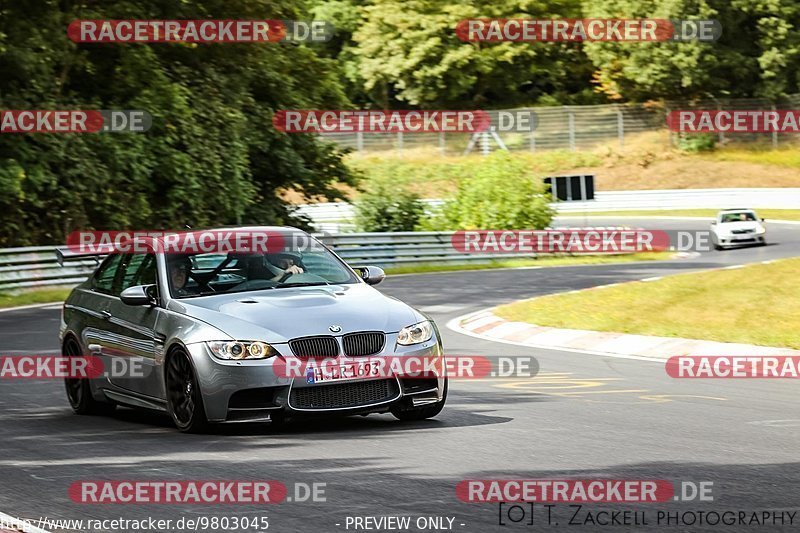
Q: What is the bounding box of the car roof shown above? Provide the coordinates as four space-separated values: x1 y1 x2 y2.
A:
150 225 306 244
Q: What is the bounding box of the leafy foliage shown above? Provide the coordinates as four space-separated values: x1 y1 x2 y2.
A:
678 133 717 152
421 152 555 230
581 0 800 100
355 183 425 231
0 0 356 246
339 0 600 108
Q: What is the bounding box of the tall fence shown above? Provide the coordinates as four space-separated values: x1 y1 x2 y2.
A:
318 95 800 155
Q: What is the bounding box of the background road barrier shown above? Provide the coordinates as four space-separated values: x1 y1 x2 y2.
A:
0 229 638 291
298 188 800 232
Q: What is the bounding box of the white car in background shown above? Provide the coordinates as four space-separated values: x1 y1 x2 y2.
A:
710 209 767 250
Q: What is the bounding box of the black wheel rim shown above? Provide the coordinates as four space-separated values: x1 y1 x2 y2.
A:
64 339 83 407
167 352 196 425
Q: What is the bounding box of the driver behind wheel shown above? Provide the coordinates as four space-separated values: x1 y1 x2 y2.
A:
168 256 195 296
263 252 304 281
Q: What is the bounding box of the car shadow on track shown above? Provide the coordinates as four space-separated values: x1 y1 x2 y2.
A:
97 402 515 438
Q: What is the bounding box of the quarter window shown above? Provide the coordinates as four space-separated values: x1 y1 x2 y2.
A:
92 254 123 295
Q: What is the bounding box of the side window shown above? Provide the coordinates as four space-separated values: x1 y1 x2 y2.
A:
92 254 124 295
120 254 157 293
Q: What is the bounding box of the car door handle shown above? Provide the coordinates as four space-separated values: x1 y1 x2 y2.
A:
87 344 103 355
100 310 112 320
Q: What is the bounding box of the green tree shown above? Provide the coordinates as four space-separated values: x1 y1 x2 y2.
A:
581 0 800 100
0 0 356 246
342 0 600 108
422 151 554 230
355 183 425 232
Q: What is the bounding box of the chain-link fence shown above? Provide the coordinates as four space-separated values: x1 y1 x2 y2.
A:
318 94 800 155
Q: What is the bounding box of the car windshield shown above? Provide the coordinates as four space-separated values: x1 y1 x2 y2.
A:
165 243 359 299
721 211 757 223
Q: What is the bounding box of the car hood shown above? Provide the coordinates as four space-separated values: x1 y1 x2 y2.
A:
168 283 424 343
717 221 763 231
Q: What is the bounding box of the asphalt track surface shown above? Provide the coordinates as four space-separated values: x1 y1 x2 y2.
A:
0 218 798 532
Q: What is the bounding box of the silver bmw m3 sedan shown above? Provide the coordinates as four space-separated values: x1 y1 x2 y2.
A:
59 227 447 432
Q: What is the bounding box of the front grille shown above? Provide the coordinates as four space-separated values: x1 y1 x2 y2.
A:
289 336 339 358
291 379 398 409
731 229 755 234
343 332 385 357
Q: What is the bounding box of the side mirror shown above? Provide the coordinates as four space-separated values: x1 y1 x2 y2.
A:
355 266 385 286
761 218 766 222
120 285 157 306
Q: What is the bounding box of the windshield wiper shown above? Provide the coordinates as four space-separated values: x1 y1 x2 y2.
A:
276 281 331 288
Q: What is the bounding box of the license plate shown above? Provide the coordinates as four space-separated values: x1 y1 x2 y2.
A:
306 361 383 384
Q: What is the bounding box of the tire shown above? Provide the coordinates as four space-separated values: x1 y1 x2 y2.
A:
165 348 209 433
391 380 448 421
63 337 116 416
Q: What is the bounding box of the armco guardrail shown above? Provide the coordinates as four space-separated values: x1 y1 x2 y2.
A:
0 246 102 290
298 188 800 232
0 230 614 291
317 231 545 266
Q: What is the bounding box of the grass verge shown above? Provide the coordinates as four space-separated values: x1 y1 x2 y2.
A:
384 252 673 275
0 288 72 309
495 258 800 349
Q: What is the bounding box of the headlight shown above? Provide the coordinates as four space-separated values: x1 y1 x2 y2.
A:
397 320 434 346
756 227 766 234
206 341 279 360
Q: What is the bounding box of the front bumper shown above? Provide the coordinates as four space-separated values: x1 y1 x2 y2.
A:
186 332 445 422
717 233 766 247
